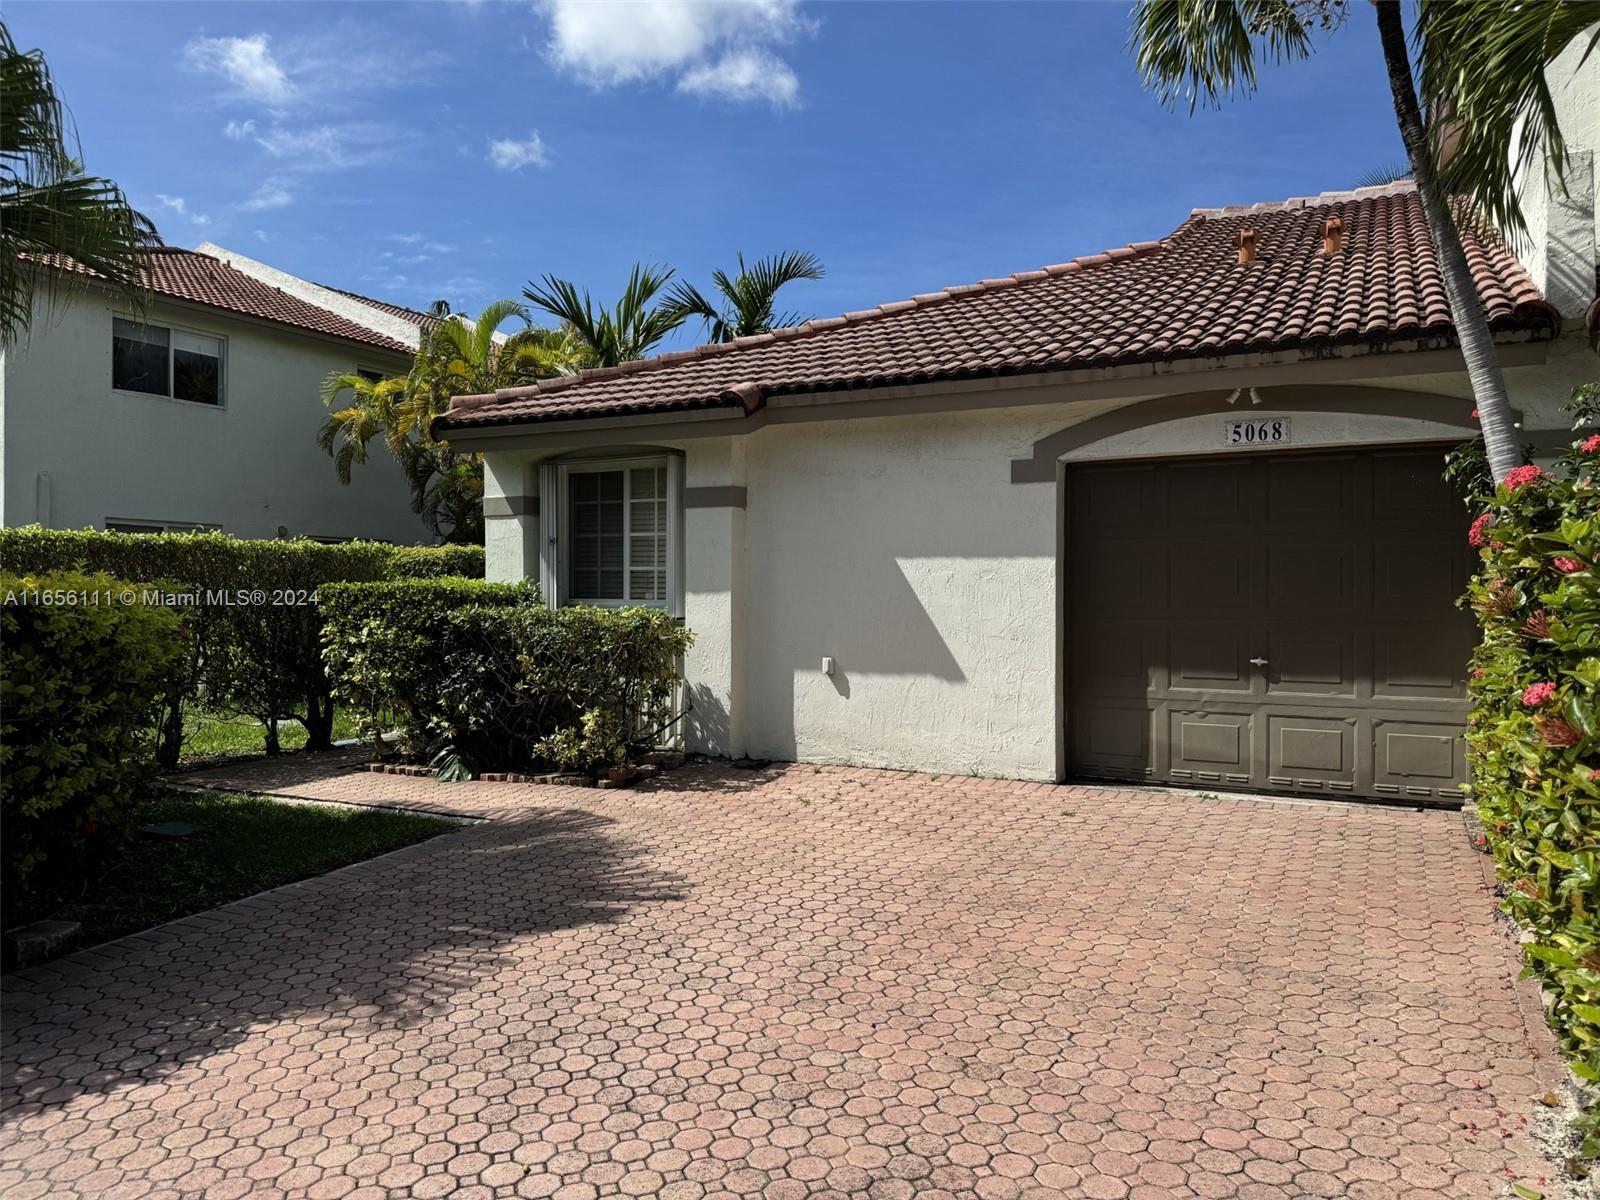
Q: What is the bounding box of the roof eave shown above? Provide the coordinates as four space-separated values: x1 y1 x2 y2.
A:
432 319 1558 441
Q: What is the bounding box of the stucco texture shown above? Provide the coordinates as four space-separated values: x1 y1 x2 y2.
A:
2 295 425 541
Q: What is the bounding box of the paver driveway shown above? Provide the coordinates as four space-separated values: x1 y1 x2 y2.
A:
0 755 1561 1200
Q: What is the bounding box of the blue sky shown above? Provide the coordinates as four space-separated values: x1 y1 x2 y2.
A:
9 0 1407 351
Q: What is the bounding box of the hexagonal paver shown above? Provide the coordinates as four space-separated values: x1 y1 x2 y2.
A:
0 752 1563 1197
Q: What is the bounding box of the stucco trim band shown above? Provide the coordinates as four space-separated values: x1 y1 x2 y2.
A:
684 486 748 510
1009 386 1489 482
482 495 536 519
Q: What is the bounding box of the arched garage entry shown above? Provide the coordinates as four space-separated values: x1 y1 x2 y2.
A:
1025 387 1482 802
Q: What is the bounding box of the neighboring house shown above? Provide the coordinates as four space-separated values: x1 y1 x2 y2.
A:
435 69 1599 802
0 241 436 541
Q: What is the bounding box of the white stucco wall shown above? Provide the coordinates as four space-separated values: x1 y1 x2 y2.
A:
1510 29 1599 319
481 357 1584 781
1 294 427 541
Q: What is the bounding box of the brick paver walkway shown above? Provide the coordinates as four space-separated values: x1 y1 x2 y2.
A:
0 756 1562 1199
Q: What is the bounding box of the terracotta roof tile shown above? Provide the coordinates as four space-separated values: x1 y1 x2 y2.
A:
436 183 1557 434
319 285 445 335
52 248 416 354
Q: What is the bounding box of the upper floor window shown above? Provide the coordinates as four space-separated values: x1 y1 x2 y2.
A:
112 318 223 406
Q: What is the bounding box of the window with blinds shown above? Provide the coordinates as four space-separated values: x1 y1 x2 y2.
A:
567 465 668 605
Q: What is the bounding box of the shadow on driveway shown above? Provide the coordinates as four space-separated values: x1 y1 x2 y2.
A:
2 804 686 1121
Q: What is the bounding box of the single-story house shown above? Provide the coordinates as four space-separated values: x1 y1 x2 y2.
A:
2 242 438 541
436 149 1598 799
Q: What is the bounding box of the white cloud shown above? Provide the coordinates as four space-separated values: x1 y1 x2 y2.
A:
678 48 797 106
239 181 293 211
540 0 805 105
487 132 549 171
223 118 257 141
183 34 291 104
254 124 346 164
248 123 401 171
154 194 211 227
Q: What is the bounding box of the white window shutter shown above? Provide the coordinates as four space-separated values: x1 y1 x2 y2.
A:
538 462 560 608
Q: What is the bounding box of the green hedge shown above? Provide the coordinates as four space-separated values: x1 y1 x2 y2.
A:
1460 399 1600 1153
1 572 185 903
321 582 693 775
0 525 482 583
0 527 484 763
320 577 540 748
440 605 693 773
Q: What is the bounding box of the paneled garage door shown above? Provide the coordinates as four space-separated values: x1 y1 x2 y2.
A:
1066 447 1476 802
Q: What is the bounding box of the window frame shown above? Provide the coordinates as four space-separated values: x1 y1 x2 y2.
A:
104 519 220 534
111 314 227 408
543 455 683 617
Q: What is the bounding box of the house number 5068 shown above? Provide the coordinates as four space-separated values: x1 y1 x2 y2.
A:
1223 418 1290 446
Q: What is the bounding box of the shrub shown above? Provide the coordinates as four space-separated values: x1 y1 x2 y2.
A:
437 605 694 773
0 527 484 762
1458 386 1600 1153
1 572 184 903
0 525 482 582
319 577 540 748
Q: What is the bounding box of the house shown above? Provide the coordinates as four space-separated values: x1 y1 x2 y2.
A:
435 81 1599 803
1 242 434 541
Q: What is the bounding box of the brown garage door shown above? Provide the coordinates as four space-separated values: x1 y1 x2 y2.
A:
1067 447 1477 802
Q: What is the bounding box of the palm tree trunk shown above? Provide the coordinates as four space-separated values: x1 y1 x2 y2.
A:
1373 0 1523 481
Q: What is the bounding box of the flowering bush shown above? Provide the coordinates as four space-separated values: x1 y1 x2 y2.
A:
1459 384 1600 1153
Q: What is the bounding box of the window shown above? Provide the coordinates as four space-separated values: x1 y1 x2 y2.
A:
113 318 223 405
546 457 681 613
356 367 385 386
567 465 669 605
105 519 218 534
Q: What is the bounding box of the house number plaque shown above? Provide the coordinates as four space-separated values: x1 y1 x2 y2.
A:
1222 417 1291 447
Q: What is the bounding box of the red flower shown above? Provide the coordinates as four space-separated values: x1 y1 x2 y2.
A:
1522 681 1557 708
1536 714 1582 748
1581 433 1600 454
1472 667 1487 679
1521 611 1551 638
1553 556 1586 574
1502 465 1550 491
1468 512 1496 547
1471 408 1480 420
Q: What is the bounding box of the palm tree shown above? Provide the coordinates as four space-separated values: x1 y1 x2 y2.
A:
320 299 573 542
1130 0 1594 482
667 251 826 343
523 263 688 368
0 21 160 345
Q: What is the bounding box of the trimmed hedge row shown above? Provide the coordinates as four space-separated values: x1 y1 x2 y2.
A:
1459 398 1600 1154
1 572 185 904
0 526 483 582
0 527 485 762
320 577 540 748
322 581 693 775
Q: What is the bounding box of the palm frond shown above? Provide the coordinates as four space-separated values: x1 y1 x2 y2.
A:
525 264 686 366
1353 163 1412 189
469 297 529 368
0 25 159 345
672 250 826 343
1415 0 1600 239
1130 0 1323 113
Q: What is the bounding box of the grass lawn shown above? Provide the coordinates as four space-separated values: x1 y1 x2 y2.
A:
181 708 366 764
11 790 455 954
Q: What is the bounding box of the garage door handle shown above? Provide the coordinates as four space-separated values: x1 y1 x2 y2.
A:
1249 657 1269 666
